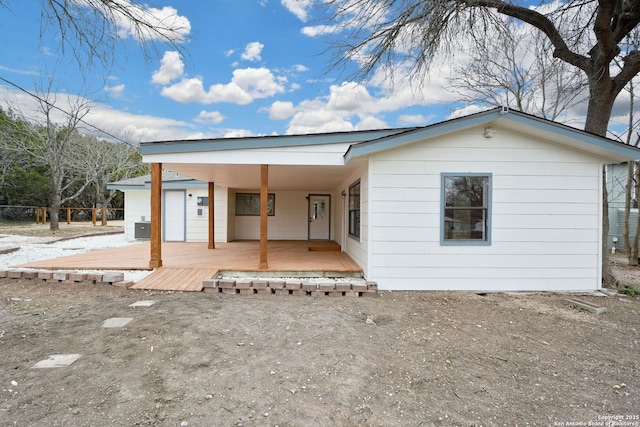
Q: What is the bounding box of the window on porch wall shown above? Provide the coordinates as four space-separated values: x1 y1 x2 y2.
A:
349 180 360 240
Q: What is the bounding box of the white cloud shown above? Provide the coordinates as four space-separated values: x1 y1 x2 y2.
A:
195 110 224 124
241 42 264 62
301 24 340 37
160 67 285 105
0 65 39 76
357 115 388 130
224 49 235 57
152 51 185 85
276 75 456 134
112 3 191 42
326 82 375 111
293 64 309 72
223 129 255 138
0 85 200 143
397 114 431 126
281 0 313 22
104 84 125 97
269 100 295 120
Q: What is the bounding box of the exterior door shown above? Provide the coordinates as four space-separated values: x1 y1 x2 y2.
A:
164 190 186 241
308 194 330 240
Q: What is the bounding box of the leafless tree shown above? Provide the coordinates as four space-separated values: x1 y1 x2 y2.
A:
1 0 189 70
449 26 587 121
618 31 640 265
84 137 147 210
323 0 640 285
0 81 96 230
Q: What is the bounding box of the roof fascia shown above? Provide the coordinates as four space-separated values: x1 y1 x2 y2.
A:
107 179 208 191
502 111 640 160
140 128 412 156
344 108 640 162
345 108 503 162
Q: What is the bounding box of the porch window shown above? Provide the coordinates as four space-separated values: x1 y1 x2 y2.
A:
348 180 360 240
235 193 275 216
441 173 491 245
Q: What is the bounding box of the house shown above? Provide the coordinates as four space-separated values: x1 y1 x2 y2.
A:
107 171 211 242
606 162 640 252
117 108 640 292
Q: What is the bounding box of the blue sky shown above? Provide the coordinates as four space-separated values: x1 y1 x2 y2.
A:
0 0 464 143
0 1 634 144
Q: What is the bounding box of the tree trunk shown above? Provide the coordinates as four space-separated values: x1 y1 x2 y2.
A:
49 169 63 231
49 193 60 231
585 76 619 286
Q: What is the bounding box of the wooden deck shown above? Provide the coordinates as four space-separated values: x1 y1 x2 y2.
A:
16 240 363 292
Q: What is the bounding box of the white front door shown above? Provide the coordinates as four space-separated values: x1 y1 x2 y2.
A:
164 190 186 241
308 194 330 240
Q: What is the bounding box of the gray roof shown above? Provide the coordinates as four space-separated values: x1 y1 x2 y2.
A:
138 107 640 163
107 171 207 190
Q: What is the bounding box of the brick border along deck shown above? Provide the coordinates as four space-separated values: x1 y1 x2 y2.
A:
0 269 379 297
0 269 132 288
203 278 379 297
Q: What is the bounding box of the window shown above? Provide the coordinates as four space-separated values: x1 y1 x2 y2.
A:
442 174 491 244
348 180 360 240
235 193 275 216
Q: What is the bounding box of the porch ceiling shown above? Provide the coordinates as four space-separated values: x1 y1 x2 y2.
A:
161 161 365 191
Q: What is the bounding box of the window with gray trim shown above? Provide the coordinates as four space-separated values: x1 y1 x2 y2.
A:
442 174 491 244
348 180 360 239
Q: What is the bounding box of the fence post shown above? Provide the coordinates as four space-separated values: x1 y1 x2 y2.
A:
67 208 71 224
36 208 40 224
101 208 107 226
92 208 97 226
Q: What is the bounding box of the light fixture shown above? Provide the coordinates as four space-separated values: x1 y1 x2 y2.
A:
484 127 495 138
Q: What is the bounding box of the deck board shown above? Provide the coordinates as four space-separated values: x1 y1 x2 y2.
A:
15 240 362 292
130 268 218 292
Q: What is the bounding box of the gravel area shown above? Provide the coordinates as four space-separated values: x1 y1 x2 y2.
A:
0 233 152 282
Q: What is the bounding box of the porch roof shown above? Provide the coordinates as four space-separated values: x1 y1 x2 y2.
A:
107 171 208 191
138 108 640 191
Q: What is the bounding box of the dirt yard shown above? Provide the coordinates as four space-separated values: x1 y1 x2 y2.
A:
1 272 639 426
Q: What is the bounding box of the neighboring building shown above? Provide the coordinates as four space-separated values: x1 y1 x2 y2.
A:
114 108 640 292
606 162 640 253
108 172 223 242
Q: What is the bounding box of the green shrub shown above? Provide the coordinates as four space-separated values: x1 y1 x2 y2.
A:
619 284 640 297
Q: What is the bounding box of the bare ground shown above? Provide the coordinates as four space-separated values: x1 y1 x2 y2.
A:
0 275 639 426
0 223 639 426
0 221 124 240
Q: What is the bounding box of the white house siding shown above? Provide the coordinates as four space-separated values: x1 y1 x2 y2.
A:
123 191 151 241
122 187 228 243
232 190 334 240
338 164 369 277
367 125 602 292
184 187 228 243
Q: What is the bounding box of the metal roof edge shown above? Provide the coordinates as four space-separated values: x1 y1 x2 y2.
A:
344 108 640 162
345 108 503 162
140 127 415 155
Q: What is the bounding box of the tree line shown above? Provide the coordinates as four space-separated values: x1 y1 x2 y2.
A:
0 105 147 230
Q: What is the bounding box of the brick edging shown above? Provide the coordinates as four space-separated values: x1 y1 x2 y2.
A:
0 269 132 288
203 278 379 297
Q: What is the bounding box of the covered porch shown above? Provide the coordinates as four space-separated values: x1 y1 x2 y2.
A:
138 131 376 277
16 240 363 291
